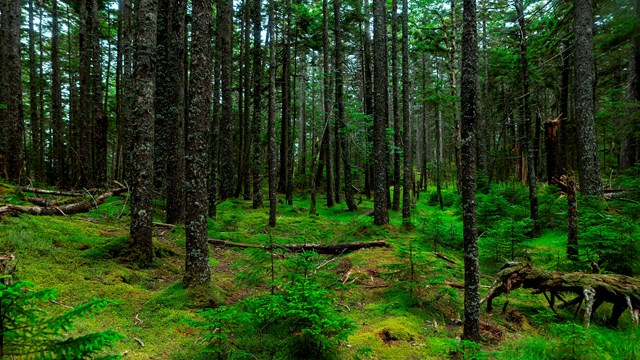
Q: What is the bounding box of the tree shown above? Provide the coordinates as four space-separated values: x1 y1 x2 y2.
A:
401 0 411 222
91 0 107 186
335 0 357 212
574 0 602 196
373 0 389 225
28 0 42 181
461 0 480 342
184 0 213 288
251 0 264 209
267 0 277 227
0 0 24 182
51 0 66 187
218 0 234 200
391 0 400 211
155 0 187 224
130 0 158 267
322 0 335 208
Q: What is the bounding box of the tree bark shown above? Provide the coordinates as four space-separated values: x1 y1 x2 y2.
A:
373 0 389 225
130 0 158 267
51 0 66 187
91 0 107 186
567 175 579 260
322 0 335 208
574 0 602 196
461 0 480 342
391 0 400 211
78 0 93 186
251 0 264 209
0 0 24 182
184 0 213 288
401 0 411 222
28 0 42 181
218 0 234 200
267 0 277 227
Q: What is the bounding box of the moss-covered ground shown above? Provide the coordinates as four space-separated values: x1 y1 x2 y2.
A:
1 182 639 359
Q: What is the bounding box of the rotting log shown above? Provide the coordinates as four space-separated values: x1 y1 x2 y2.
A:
20 187 86 197
0 188 127 216
207 239 388 254
481 264 640 327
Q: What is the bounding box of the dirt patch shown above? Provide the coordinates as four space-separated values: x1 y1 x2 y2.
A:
377 329 400 346
480 321 504 343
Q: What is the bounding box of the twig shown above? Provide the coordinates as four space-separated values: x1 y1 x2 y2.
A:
338 303 351 312
134 338 145 347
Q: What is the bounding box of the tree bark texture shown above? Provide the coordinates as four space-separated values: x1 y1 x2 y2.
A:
251 0 263 209
373 0 389 225
391 0 400 212
0 0 24 182
130 0 158 267
218 0 234 200
567 175 579 260
267 0 277 227
461 0 480 342
574 0 602 196
91 0 107 186
51 0 66 187
401 0 411 221
184 0 213 288
322 0 334 208
28 0 43 181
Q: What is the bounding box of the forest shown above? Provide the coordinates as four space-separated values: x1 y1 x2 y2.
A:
0 0 639 358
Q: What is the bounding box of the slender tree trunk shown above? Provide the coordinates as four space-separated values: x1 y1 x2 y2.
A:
0 0 24 182
242 0 252 200
155 0 187 224
130 0 158 267
297 50 308 185
391 0 400 211
267 0 277 227
321 0 335 208
51 0 65 187
281 0 293 205
184 0 213 288
78 0 93 186
567 176 579 260
559 41 570 177
91 0 107 185
373 0 389 225
209 8 221 218
516 0 539 231
219 0 234 200
251 0 263 209
122 0 134 184
574 0 602 196
28 0 41 181
363 0 373 199
461 0 480 342
401 0 411 222
334 0 357 211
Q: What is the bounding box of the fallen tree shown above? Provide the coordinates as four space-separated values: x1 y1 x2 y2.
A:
20 187 86 197
481 263 640 327
0 188 127 216
207 239 388 254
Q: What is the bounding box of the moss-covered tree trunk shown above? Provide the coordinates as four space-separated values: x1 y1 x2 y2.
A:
401 0 411 222
267 0 277 227
218 0 234 200
51 0 66 187
251 0 263 209
461 0 480 342
391 0 400 212
184 0 212 288
130 0 157 267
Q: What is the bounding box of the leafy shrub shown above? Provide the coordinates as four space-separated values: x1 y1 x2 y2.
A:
0 278 123 359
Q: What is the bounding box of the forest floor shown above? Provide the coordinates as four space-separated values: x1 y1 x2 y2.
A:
0 181 639 359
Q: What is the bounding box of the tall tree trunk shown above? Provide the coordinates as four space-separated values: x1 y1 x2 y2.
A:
461 0 480 342
156 0 187 224
362 0 373 199
28 0 41 181
78 0 93 186
184 0 213 288
391 0 400 211
280 0 293 205
297 50 308 185
516 0 538 231
130 0 158 267
92 0 107 186
122 0 134 184
334 0 357 211
567 176 579 260
218 0 234 200
322 0 334 208
619 0 639 171
574 0 602 196
373 0 389 225
0 0 24 182
401 0 411 222
267 0 277 227
251 0 263 209
209 8 221 218
51 0 66 187
476 0 489 190
242 0 252 200
558 41 570 177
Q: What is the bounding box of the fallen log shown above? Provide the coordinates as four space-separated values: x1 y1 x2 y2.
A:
481 263 640 327
27 197 84 207
20 187 85 197
207 239 388 254
0 188 127 216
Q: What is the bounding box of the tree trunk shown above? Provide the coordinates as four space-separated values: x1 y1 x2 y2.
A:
362 0 374 199
218 0 234 200
209 8 221 218
322 0 334 208
280 0 293 205
267 0 277 227
461 0 480 342
251 0 263 209
574 0 602 196
241 0 252 201
297 50 308 185
0 0 24 182
28 0 42 181
130 0 158 267
334 0 357 211
373 0 389 225
184 0 213 288
567 176 579 260
516 0 538 232
391 0 400 211
78 0 93 186
51 0 66 187
401 0 411 222
91 0 107 186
